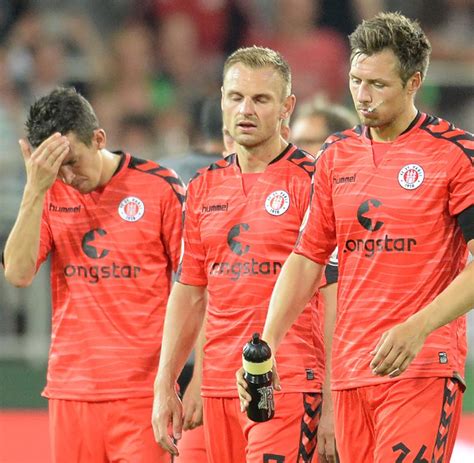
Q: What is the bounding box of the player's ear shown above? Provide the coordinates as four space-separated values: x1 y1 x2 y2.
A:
406 72 422 95
93 129 106 149
280 94 296 121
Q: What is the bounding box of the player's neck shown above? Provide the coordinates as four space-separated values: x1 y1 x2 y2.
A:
236 137 288 173
369 105 418 142
98 149 122 187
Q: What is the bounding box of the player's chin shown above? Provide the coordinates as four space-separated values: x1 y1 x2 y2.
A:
73 182 93 194
358 114 377 125
234 133 262 147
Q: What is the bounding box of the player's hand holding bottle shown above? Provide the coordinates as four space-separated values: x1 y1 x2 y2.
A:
236 333 281 420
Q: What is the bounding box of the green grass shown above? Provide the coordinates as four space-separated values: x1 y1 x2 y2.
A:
463 360 474 411
0 360 48 409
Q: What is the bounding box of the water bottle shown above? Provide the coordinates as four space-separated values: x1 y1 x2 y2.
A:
242 332 275 422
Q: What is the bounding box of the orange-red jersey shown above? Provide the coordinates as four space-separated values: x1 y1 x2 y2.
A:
296 113 473 390
178 145 326 397
38 153 185 401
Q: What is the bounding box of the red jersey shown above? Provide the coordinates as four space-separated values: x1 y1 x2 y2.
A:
38 153 185 401
178 145 323 397
296 113 473 390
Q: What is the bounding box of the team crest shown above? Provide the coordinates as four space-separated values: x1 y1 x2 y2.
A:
118 196 145 222
398 164 424 190
265 190 290 216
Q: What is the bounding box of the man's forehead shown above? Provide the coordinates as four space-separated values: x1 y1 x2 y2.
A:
59 149 74 166
224 63 283 89
350 49 399 73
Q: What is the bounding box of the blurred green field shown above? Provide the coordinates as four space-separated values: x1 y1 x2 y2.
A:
1 359 473 410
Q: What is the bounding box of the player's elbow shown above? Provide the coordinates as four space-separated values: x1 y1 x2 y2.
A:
3 267 34 287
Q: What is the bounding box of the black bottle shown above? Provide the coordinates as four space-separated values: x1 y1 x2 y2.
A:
242 332 275 422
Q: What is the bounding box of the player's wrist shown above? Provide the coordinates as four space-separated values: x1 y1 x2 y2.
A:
407 308 434 338
321 391 334 412
154 372 176 393
322 381 331 397
261 331 277 354
24 182 48 200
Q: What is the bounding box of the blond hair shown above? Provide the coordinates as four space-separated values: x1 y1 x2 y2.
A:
223 46 292 97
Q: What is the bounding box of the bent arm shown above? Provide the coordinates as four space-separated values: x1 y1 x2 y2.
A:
262 252 324 353
410 241 474 335
371 240 474 376
4 134 69 287
3 186 46 287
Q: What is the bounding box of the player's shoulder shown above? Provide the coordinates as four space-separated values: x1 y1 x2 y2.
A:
284 145 316 179
126 155 186 204
127 155 182 183
417 113 473 163
317 126 362 161
188 153 236 186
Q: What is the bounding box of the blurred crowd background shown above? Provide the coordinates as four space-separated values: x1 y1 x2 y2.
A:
0 0 473 412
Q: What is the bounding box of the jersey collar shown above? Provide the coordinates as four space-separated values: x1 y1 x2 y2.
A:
232 143 297 171
359 111 425 145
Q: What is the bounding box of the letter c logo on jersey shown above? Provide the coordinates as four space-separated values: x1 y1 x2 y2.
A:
357 199 384 232
265 190 290 216
210 224 282 280
82 228 109 259
345 200 417 258
64 228 141 284
227 223 250 256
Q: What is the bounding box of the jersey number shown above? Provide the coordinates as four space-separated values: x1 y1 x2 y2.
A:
392 442 428 463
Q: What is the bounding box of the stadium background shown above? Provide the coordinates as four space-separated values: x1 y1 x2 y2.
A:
0 0 473 461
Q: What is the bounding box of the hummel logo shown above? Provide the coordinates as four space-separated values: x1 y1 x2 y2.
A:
333 174 356 185
49 203 81 213
202 203 229 213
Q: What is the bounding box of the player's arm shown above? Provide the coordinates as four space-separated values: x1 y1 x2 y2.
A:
3 134 69 286
236 252 324 409
372 208 474 377
182 318 206 431
318 281 337 463
152 282 207 456
263 252 324 355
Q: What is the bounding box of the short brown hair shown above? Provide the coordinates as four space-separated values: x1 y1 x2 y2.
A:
26 87 99 148
349 12 432 85
223 46 292 97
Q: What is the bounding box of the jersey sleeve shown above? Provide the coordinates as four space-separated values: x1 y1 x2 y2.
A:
295 151 337 265
177 177 208 286
160 174 186 273
447 146 474 217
